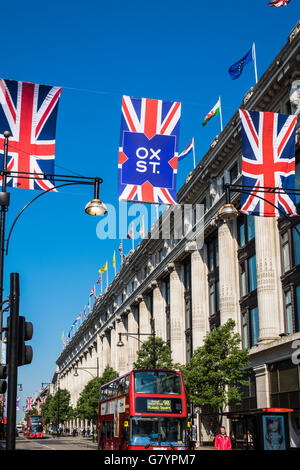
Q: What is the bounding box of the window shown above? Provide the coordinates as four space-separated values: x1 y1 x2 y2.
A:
238 215 258 349
238 215 255 248
207 235 219 272
249 307 259 347
134 371 181 395
164 277 170 306
248 255 257 292
284 290 293 335
269 360 300 409
278 210 300 333
230 162 238 183
207 233 220 329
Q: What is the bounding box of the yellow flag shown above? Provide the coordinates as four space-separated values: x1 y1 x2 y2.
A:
113 250 116 268
99 261 108 274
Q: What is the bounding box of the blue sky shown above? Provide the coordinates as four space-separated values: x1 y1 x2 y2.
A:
0 0 297 420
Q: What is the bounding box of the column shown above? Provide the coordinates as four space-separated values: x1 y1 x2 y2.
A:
116 314 128 375
97 333 104 377
255 217 282 342
253 364 270 408
191 248 210 350
217 218 240 329
127 304 139 369
152 280 166 341
139 295 151 335
109 324 116 371
102 329 111 369
98 333 105 376
169 262 185 365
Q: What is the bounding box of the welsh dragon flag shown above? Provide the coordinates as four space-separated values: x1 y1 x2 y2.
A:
202 99 221 127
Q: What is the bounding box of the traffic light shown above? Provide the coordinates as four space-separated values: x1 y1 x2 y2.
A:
0 365 7 394
17 316 33 366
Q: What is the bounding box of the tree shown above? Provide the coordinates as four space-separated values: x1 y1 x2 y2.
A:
133 336 180 370
76 366 119 424
41 395 53 426
49 389 73 426
182 319 250 415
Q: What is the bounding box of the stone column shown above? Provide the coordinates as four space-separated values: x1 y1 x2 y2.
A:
191 248 210 349
116 314 128 375
128 304 139 369
139 294 152 335
152 280 166 341
254 217 282 342
217 218 240 330
110 324 117 371
169 262 185 364
253 364 270 408
97 333 104 376
102 329 111 369
98 333 105 376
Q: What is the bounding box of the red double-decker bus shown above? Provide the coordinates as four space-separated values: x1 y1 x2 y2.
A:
98 369 187 450
27 414 44 439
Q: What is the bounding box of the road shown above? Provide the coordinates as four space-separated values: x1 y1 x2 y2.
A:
14 434 98 451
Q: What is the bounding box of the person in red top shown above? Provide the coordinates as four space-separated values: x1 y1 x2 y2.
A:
214 426 232 450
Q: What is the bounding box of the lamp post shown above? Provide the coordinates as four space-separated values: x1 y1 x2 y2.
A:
73 358 99 379
117 330 157 368
0 131 107 451
0 142 107 342
218 183 300 231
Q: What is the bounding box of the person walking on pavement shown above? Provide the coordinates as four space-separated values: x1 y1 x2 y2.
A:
214 426 232 450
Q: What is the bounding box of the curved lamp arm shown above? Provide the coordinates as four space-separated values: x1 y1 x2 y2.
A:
5 181 91 255
240 189 300 237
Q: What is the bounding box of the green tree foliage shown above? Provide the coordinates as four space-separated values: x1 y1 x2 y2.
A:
48 389 73 424
133 337 180 370
41 395 53 425
75 366 119 423
182 319 250 413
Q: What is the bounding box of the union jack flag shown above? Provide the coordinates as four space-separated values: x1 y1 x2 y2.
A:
26 397 33 411
118 95 181 204
239 109 298 217
0 79 62 190
268 0 290 6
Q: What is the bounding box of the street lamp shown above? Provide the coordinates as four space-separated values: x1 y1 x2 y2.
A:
73 358 99 378
0 130 107 339
218 183 300 231
117 330 157 368
0 131 107 451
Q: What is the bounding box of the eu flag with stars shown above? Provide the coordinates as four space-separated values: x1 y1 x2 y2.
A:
228 46 254 80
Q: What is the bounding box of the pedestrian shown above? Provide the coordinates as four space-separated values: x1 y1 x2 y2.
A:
214 426 232 451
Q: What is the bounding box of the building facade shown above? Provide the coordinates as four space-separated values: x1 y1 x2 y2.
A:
53 22 300 445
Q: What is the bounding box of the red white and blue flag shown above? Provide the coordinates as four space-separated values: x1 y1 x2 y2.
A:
239 109 298 217
118 95 181 205
178 138 194 161
268 0 290 6
26 397 33 411
0 79 62 190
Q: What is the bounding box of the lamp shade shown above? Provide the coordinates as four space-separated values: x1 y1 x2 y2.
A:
85 199 107 216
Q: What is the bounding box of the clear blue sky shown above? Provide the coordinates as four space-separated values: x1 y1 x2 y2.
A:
0 0 297 421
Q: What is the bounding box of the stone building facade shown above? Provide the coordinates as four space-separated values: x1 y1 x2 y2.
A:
53 22 300 444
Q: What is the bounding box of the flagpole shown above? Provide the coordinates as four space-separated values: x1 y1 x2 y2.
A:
253 42 258 84
192 138 196 169
106 267 108 289
219 96 223 132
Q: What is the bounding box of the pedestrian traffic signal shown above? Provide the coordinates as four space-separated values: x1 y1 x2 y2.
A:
17 316 33 366
0 365 7 393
